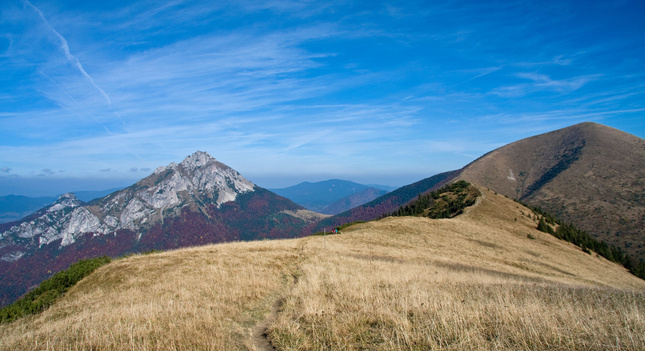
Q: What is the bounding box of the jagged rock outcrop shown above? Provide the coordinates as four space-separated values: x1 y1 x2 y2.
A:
0 193 86 262
1 152 256 252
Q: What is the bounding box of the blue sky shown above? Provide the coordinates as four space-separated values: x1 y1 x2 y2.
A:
1 0 644 196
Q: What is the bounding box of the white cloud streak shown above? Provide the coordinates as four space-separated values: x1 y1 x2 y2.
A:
491 73 598 98
515 72 595 92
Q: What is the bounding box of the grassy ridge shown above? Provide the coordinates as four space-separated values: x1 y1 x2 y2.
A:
269 191 645 350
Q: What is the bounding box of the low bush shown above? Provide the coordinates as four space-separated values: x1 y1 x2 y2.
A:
0 256 111 324
387 180 478 219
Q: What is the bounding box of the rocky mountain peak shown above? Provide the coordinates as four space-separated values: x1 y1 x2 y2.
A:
56 192 79 202
0 152 259 252
144 151 255 206
180 150 215 169
153 162 178 175
47 193 83 213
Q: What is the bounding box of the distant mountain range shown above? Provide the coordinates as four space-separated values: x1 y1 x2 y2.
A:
310 171 456 232
0 180 392 223
270 180 393 215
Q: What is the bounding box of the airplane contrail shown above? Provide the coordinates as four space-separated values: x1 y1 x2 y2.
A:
38 69 114 135
23 0 124 125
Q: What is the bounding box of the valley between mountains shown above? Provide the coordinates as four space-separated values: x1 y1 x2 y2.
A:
1 188 643 350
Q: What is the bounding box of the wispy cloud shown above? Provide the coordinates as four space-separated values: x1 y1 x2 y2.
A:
491 72 598 97
93 28 340 122
38 168 55 176
469 66 504 80
516 72 595 92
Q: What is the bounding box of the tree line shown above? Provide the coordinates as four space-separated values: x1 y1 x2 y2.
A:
386 180 477 219
529 203 645 280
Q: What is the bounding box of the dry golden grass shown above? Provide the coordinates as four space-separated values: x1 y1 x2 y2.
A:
1 188 644 350
269 188 645 350
0 239 305 350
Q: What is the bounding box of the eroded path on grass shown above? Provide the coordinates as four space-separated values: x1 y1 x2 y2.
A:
251 297 281 351
463 185 486 215
251 277 297 351
249 243 304 351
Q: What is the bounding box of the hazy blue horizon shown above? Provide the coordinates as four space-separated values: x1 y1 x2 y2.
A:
0 169 423 197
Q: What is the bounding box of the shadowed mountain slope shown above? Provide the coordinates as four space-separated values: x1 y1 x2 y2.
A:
320 187 388 215
1 188 643 350
453 122 645 261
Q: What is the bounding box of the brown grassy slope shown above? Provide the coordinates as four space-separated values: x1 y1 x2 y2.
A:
1 188 644 350
455 122 645 261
